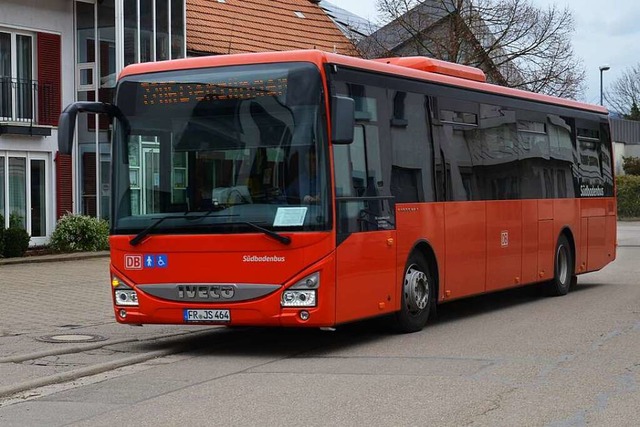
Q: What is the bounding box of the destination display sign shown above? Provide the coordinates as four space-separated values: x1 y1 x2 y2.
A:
140 78 288 106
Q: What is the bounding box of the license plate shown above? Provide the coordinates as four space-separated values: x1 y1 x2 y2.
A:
183 309 230 323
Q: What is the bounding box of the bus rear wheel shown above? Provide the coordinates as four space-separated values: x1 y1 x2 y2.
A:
394 253 433 333
547 234 575 296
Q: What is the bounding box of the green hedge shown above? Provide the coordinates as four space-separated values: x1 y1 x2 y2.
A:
622 156 640 175
50 214 109 252
617 175 640 218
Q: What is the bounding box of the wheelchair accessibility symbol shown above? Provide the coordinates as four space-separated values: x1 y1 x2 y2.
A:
143 254 168 268
156 255 168 268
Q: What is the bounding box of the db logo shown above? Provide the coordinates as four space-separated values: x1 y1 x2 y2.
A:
501 231 509 248
124 254 143 270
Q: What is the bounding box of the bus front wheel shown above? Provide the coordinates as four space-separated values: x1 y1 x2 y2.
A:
547 234 575 296
395 252 433 333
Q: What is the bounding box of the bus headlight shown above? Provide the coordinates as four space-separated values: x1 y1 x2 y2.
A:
281 272 319 307
281 290 316 307
112 275 139 306
115 289 139 306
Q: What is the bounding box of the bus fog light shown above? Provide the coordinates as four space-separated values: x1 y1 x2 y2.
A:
119 309 127 318
299 311 310 320
115 289 139 306
281 290 316 307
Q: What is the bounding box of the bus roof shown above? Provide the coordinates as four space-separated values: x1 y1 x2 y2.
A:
119 49 608 115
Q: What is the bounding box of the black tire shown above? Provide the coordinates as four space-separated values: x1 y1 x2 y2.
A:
547 234 574 296
394 252 433 333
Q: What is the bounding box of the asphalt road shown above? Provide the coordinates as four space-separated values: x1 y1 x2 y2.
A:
0 224 639 426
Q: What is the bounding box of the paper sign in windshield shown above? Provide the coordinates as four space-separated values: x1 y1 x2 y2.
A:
273 207 308 227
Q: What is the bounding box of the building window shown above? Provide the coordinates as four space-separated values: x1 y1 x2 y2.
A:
8 157 26 229
30 159 46 236
0 156 4 224
123 0 185 66
0 153 49 236
0 29 33 123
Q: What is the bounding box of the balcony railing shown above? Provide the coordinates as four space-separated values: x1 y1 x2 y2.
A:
0 76 57 126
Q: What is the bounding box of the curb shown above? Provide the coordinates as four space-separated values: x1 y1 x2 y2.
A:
0 330 204 364
0 329 220 399
0 251 109 266
0 349 176 399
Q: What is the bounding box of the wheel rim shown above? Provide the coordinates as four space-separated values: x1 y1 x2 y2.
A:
556 244 569 286
404 264 429 314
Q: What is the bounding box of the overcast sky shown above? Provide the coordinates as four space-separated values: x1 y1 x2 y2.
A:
331 0 640 111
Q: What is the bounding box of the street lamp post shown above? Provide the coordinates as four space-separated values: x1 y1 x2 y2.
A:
599 65 610 106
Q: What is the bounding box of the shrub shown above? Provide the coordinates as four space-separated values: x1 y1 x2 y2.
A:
622 156 640 176
616 175 640 218
50 214 110 253
9 212 25 229
3 226 30 258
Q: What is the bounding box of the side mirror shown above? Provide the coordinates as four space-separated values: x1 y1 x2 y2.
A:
58 101 129 154
331 95 355 144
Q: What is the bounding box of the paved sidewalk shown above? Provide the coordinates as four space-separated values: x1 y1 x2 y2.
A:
0 258 112 337
0 255 211 399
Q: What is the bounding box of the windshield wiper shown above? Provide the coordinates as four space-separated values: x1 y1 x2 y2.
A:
130 216 171 246
129 211 235 246
237 221 291 245
128 215 290 247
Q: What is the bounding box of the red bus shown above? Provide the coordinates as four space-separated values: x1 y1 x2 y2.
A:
58 50 616 333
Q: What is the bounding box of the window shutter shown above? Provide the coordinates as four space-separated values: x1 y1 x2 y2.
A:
55 152 73 218
37 32 61 126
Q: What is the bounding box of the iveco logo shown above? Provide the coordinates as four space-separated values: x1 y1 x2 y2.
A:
177 285 236 300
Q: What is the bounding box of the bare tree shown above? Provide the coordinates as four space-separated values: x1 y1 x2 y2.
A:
606 64 640 119
360 0 585 98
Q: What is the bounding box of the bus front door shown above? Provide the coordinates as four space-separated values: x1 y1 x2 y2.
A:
334 198 397 324
332 124 397 324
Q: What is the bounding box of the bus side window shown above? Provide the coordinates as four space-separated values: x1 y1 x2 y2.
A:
599 123 614 196
576 121 606 196
435 97 479 201
546 115 575 199
389 91 433 203
334 82 395 233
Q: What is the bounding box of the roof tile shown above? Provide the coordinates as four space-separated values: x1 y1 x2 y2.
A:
187 0 359 56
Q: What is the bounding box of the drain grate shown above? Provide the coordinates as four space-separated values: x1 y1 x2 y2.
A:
36 334 108 343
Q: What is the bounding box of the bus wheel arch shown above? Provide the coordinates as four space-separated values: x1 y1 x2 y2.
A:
414 241 439 311
547 229 576 296
561 227 578 286
394 242 439 333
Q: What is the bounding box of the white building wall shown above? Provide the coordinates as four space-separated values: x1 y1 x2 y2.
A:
0 0 74 244
0 0 75 124
615 142 640 175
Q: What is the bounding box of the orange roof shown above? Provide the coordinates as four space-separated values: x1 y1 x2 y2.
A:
187 0 359 57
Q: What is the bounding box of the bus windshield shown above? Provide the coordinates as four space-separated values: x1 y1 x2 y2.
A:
111 62 330 237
